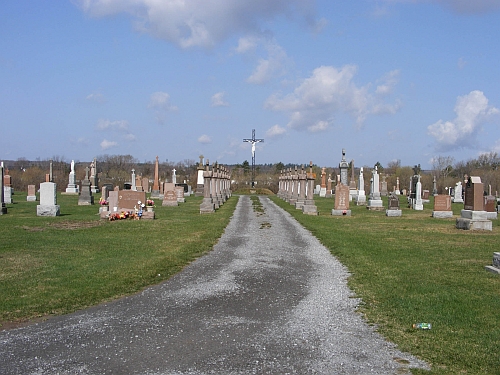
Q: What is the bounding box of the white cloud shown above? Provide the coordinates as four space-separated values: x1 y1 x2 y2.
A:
96 119 129 131
458 57 467 70
247 42 289 84
211 92 229 107
76 0 317 49
148 92 178 111
265 65 401 131
86 90 106 103
123 133 137 141
381 0 500 14
428 90 499 150
100 139 118 150
266 124 286 138
235 36 258 54
198 134 212 144
375 70 400 96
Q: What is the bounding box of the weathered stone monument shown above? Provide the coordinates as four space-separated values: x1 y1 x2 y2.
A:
453 181 463 203
0 162 6 215
172 168 177 184
200 161 215 213
386 192 402 217
302 161 318 215
485 252 500 274
367 166 383 210
484 195 497 219
163 182 178 206
395 177 401 195
432 176 438 196
354 167 366 205
65 160 79 194
432 195 453 218
3 168 12 204
412 175 424 210
326 175 332 198
195 155 205 197
339 149 349 186
319 168 327 197
37 181 60 216
151 156 161 198
78 167 94 205
332 183 351 216
90 158 99 193
295 165 306 210
456 176 491 231
380 174 388 197
27 185 37 201
131 169 137 191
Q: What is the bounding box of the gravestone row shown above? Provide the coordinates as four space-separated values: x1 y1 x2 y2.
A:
199 161 232 214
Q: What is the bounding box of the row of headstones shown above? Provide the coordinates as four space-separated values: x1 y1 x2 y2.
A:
276 162 319 215
199 161 232 213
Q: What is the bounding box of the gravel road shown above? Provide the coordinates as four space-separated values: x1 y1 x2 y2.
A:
0 195 429 374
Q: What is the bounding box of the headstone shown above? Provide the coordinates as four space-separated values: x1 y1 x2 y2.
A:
163 182 178 206
27 185 37 201
0 162 6 214
78 167 94 205
484 195 497 220
135 175 143 192
200 161 215 213
485 252 500 274
412 175 423 210
90 158 99 193
172 168 177 184
432 176 437 196
380 174 388 197
386 193 402 217
319 168 327 197
349 160 357 190
302 161 318 215
142 177 149 193
395 177 401 195
432 195 453 218
65 159 79 194
117 190 146 210
151 156 160 198
332 183 351 216
422 190 430 203
456 176 491 231
37 182 60 216
175 186 185 203
453 181 464 203
339 149 349 186
367 166 383 210
196 155 205 197
131 169 137 191
3 185 12 204
355 167 366 205
326 175 332 198
108 191 119 212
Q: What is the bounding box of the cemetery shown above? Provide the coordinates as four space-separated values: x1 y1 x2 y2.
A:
1 153 500 374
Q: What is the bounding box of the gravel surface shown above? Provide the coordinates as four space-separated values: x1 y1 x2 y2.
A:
0 195 429 374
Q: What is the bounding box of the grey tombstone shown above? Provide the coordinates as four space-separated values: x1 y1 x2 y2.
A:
453 181 464 203
302 162 318 215
78 167 94 205
485 252 500 274
412 175 423 210
37 182 60 216
339 149 349 186
367 166 383 210
386 192 402 217
4 185 12 204
131 169 137 191
380 174 388 197
90 158 99 193
355 167 366 205
163 182 178 206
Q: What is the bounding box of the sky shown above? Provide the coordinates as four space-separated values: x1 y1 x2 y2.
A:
1 0 500 169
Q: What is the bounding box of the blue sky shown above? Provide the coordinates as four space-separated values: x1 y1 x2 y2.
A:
1 0 500 169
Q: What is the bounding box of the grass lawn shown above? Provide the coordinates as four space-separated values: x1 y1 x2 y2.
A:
0 192 236 328
271 195 500 375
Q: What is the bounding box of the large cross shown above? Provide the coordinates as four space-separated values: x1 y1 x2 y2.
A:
243 129 264 188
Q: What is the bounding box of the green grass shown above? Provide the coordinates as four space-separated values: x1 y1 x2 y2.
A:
2 192 500 373
0 192 236 325
271 195 500 374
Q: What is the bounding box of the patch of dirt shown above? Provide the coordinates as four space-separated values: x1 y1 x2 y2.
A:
20 221 104 232
0 315 53 332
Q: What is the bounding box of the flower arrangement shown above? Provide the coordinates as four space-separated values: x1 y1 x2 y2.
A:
99 197 108 206
108 210 141 221
146 199 155 207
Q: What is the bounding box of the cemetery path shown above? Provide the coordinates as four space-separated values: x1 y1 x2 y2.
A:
0 195 429 374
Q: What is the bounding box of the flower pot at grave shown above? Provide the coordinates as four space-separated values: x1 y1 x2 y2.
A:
146 206 154 212
101 205 109 212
